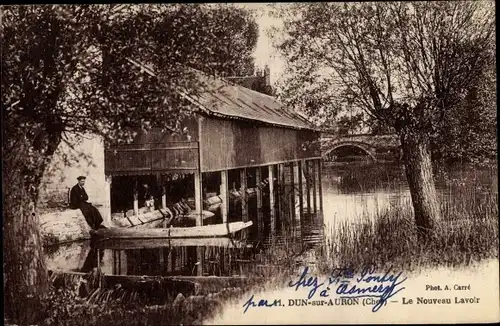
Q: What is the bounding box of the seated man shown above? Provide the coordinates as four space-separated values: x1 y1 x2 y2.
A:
70 176 106 230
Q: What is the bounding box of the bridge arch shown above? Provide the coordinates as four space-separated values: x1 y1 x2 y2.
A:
323 141 377 162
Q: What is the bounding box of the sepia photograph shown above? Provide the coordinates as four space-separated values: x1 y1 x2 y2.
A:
2 2 498 325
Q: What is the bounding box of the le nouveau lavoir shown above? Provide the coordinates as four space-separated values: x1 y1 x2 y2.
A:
401 297 480 305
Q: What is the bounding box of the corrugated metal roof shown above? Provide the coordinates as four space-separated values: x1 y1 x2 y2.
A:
125 58 317 131
189 72 316 130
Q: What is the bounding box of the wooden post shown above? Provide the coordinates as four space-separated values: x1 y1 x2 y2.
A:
240 169 248 222
281 163 286 220
197 247 204 276
158 174 166 209
298 160 304 217
116 250 127 275
195 115 204 226
220 170 229 224
276 164 282 225
157 174 167 228
312 159 317 215
133 178 139 216
194 171 203 226
305 160 311 215
171 248 177 273
112 250 118 275
167 249 172 274
318 159 323 211
114 250 120 275
255 167 263 230
158 248 164 266
289 162 295 221
104 175 112 227
161 248 168 274
282 163 289 226
99 248 113 275
268 165 275 234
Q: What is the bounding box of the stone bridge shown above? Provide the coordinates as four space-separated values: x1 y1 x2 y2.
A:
321 133 400 163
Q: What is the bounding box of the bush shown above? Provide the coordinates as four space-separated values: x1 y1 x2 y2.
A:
35 271 248 326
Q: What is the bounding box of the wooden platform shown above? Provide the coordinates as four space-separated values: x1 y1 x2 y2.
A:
92 221 253 240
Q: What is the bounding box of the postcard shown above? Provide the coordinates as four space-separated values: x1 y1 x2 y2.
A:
3 2 498 325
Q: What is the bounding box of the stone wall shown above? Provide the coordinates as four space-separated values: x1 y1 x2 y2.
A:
38 134 110 244
38 134 106 213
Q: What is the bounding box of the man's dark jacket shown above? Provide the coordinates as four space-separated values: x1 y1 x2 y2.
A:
70 184 89 209
69 183 103 229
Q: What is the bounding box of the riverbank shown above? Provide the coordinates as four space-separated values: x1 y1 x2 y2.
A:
26 163 498 325
13 255 497 325
318 196 499 273
4 270 258 326
319 163 498 272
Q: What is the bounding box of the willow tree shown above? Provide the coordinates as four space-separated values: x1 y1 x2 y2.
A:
272 1 495 234
1 4 259 324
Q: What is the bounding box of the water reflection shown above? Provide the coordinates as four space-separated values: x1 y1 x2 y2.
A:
321 163 497 230
80 243 105 273
44 163 497 278
45 209 325 277
43 163 409 276
321 164 410 233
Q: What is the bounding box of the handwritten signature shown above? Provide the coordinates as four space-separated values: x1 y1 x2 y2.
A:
242 294 283 314
288 264 407 312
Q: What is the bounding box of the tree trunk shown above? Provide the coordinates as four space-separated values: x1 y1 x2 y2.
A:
3 134 61 325
400 131 441 236
4 167 49 324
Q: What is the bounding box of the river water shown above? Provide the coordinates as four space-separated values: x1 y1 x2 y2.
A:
45 162 497 278
204 163 499 325
43 162 499 324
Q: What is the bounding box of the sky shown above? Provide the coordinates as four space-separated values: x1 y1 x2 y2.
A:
235 3 286 85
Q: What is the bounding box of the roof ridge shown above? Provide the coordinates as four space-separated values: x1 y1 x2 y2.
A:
125 58 317 131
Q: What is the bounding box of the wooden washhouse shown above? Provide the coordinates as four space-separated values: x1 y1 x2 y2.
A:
94 59 323 240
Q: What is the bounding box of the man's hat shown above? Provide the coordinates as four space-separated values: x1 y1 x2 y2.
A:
77 176 87 181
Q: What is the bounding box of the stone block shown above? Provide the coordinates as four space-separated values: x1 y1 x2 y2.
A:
40 209 92 244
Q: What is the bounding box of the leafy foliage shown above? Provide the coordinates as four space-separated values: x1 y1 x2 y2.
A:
271 2 495 235
33 269 250 326
430 65 496 165
1 4 259 324
2 4 260 153
271 2 495 162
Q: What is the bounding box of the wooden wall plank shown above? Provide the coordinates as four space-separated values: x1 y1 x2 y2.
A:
106 114 320 175
201 116 320 172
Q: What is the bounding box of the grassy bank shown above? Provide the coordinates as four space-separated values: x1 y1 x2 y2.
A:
318 168 499 273
38 288 232 326
5 270 248 326
319 203 498 274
